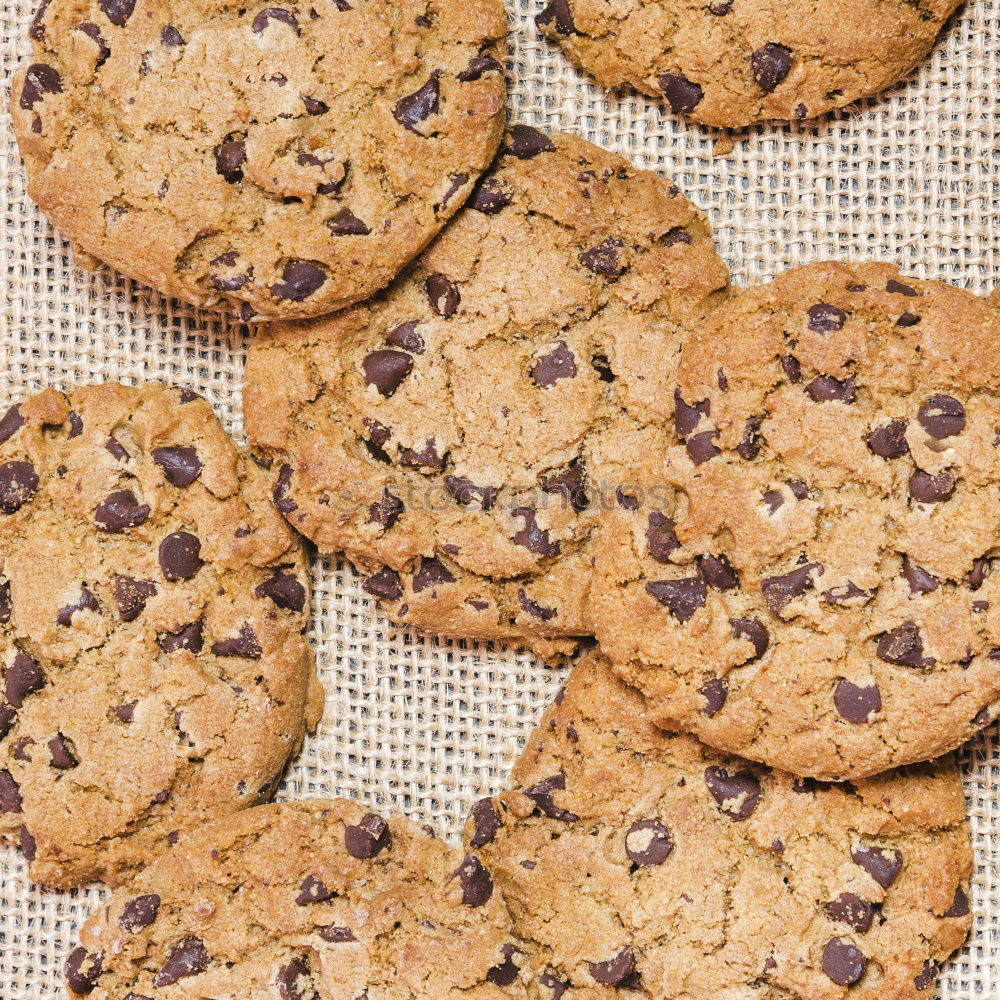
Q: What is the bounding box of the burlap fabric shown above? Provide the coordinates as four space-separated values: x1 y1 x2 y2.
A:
1 0 998 995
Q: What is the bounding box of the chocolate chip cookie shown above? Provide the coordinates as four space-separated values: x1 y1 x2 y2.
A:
592 261 1000 780
466 651 972 1000
245 126 729 658
65 798 523 999
535 0 962 128
11 0 507 319
0 383 323 888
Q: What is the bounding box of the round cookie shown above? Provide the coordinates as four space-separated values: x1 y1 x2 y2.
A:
535 0 962 128
592 261 1000 780
245 126 729 659
0 383 323 888
64 798 524 1000
465 652 973 1000
11 0 507 320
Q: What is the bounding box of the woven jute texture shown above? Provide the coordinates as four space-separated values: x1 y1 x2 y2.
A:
1 0 999 996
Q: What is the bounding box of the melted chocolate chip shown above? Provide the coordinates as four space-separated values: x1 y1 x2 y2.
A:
541 461 588 513
469 176 513 213
214 135 246 182
625 819 672 866
589 948 635 986
944 885 969 918
211 622 263 659
851 844 902 888
394 76 440 132
57 586 100 626
470 798 502 848
0 770 23 812
517 588 557 621
65 947 104 994
159 531 203 581
363 567 402 601
120 893 161 931
157 621 203 654
386 321 424 354
700 677 728 716
825 892 874 932
805 375 856 403
425 273 460 317
886 279 918 296
531 341 577 387
867 419 909 459
917 394 965 439
254 572 306 613
271 260 326 301
876 620 935 667
95 489 149 532
536 0 575 34
152 446 202 486
731 617 770 660
822 937 866 986
153 937 209 986
0 405 24 445
412 556 456 593
252 7 299 32
273 464 297 512
761 562 821 616
704 766 761 820
344 813 391 858
512 508 559 557
507 124 557 159
686 430 720 465
327 207 370 236
48 733 78 769
524 773 578 822
487 944 523 986
659 73 704 114
444 476 497 511
902 555 938 595
580 238 626 277
452 854 493 906
751 43 793 92
362 350 413 397
807 303 846 332
6 651 44 708
645 577 707 623
833 679 881 723
0 461 39 514
458 51 504 82
646 511 679 563
698 553 738 590
674 388 709 437
913 959 938 991
296 874 333 905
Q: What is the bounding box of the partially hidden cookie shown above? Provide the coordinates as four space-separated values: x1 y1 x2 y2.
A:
12 0 507 319
465 651 973 1000
592 261 1000 780
0 383 323 888
535 0 962 128
245 126 729 659
65 798 524 999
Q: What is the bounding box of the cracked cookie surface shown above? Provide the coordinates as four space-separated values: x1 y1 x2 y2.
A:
65 798 524 1000
245 126 729 658
535 0 961 128
0 383 322 888
11 0 507 319
592 261 1000 780
465 652 972 1000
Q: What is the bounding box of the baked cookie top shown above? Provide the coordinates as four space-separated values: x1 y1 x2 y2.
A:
535 0 961 128
65 798 524 1000
11 0 507 319
465 652 972 1000
592 261 1000 780
0 383 322 888
245 127 729 659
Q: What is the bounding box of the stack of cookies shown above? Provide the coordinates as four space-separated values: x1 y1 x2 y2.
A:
2 0 990 997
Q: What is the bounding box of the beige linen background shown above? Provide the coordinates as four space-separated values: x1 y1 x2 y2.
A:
1 0 999 995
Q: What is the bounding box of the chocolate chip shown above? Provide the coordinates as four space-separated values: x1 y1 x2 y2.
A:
730 618 770 661
0 705 15 741
345 813 391 858
112 576 158 622
821 581 873 606
524 773 578 822
65 947 104 994
867 419 909 459
645 577 707 623
29 0 51 41
159 531 203 581
822 937 866 986
452 854 493 906
469 176 513 213
674 388 709 436
362 350 413 398
0 770 23 812
625 819 672 866
0 579 10 624
807 303 846 332
531 341 577 387
917 394 965 439
94 489 149 532
825 892 874 932
302 95 328 115
659 73 704 114
876 620 935 667
470 798 502 848
0 461 38 514
272 260 327 301
57 586 100 626
399 438 445 470
834 679 881 723
536 0 575 34
425 273 460 317
686 430 720 465
252 7 299 32
273 464 297 513
152 446 202 487
704 766 761 820
700 677 728 716
120 893 161 931
913 959 938 991
896 312 921 327
0 404 23 444
541 461 588 513
580 238 626 277
539 970 569 1000
157 620 203 654
318 926 356 943
589 948 635 986
507 124 557 159
708 0 733 12
643 512 678 563
386 321 424 354
852 844 902 888
761 562 821 616
47 733 78 769
161 24 184 44
394 76 440 133
967 557 992 590
512 508 560 556
751 43 793 92
886 278 918 296
487 944 523 986
362 567 402 601
458 51 504 81
254 572 306 612
6 651 44 708
214 135 246 182
805 375 856 403
444 476 497 511
296 874 333 905
517 587 557 621
902 555 938 595
944 885 969 918
211 622 263 659
780 354 802 382
592 354 615 382
153 937 209 986
327 207 371 236
412 556 456 593
974 707 991 727
77 21 111 62
737 416 763 459
19 825 36 861
97 0 135 23
276 954 312 1000
698 553 738 590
